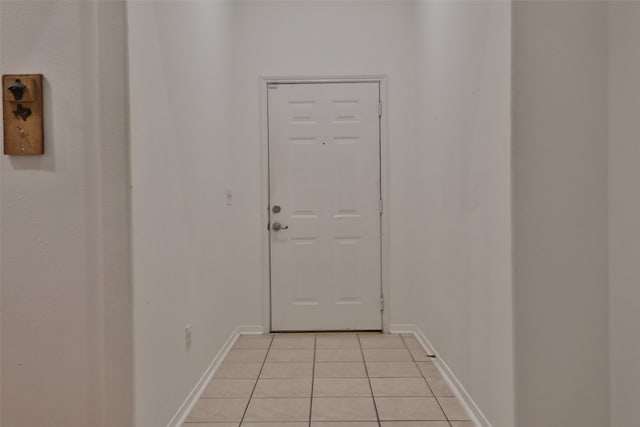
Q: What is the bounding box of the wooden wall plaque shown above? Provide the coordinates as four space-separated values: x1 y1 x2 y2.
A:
3 74 44 155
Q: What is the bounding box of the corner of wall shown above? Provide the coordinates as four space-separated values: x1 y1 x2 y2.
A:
166 325 264 427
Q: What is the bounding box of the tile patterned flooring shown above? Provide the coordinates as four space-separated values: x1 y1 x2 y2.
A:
183 333 474 427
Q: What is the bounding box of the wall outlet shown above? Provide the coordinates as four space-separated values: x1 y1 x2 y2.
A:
185 324 192 352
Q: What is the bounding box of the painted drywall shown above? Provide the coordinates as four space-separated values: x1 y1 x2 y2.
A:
3 3 622 427
0 1 131 427
130 2 517 425
397 2 514 426
609 3 640 426
512 2 610 426
230 0 419 332
126 2 246 427
127 1 446 424
94 2 134 425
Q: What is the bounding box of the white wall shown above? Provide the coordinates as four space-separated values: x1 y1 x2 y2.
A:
400 2 514 426
5 2 634 427
130 2 518 425
609 3 640 426
230 0 419 332
0 1 131 426
512 2 610 426
127 1 428 424
126 2 246 427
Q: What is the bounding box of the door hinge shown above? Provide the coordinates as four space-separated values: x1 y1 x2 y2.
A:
378 101 383 117
380 296 385 311
379 199 384 214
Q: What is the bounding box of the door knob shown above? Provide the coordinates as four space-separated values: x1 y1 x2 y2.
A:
271 222 289 231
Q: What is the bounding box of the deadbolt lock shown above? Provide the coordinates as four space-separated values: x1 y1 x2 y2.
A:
272 205 281 213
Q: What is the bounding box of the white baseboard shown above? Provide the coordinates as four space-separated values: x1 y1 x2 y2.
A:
166 325 264 427
390 324 491 427
236 325 265 335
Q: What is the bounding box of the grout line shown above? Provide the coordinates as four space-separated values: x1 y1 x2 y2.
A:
184 421 454 424
308 334 317 426
190 333 465 426
200 393 436 399
238 334 275 425
356 333 382 427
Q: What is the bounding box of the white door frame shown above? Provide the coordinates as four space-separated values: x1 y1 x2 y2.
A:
259 75 390 332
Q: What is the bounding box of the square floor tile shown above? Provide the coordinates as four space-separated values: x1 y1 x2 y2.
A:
214 363 262 379
312 423 378 427
311 397 377 421
202 379 256 398
437 396 470 420
271 335 315 349
449 422 475 427
366 362 421 378
234 336 273 350
243 423 308 427
226 349 268 362
426 378 454 396
313 378 372 397
380 422 451 427
315 362 367 378
402 337 422 348
370 377 432 397
266 349 314 362
363 348 413 362
416 362 440 378
183 423 238 427
253 378 312 398
260 362 313 378
359 335 405 349
375 397 446 421
185 398 248 422
315 349 363 362
316 334 361 349
244 398 310 422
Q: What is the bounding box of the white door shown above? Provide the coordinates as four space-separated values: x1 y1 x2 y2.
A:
268 82 382 331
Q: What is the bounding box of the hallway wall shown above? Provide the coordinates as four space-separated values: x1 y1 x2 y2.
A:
230 0 419 332
401 2 514 426
512 2 610 427
129 2 516 425
0 1 131 426
127 2 246 427
609 3 640 426
126 1 421 425
4 2 637 427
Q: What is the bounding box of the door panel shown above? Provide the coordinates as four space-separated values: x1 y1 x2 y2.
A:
268 82 381 331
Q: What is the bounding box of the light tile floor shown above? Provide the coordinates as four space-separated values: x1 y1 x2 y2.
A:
183 333 474 427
